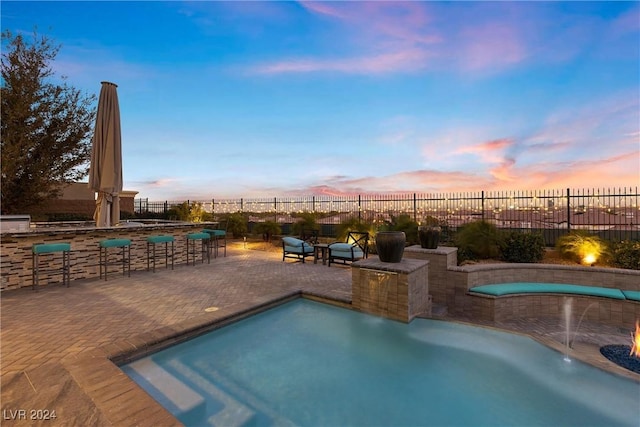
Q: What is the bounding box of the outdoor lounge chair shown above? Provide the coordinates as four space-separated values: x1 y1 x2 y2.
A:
301 229 319 245
328 231 369 266
282 236 315 263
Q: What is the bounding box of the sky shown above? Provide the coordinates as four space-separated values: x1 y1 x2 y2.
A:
2 1 639 201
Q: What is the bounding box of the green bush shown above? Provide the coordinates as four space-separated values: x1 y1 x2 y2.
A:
610 240 640 270
253 220 281 242
555 231 607 264
500 231 545 263
226 212 248 238
454 221 502 261
336 217 373 242
291 212 319 237
380 214 419 245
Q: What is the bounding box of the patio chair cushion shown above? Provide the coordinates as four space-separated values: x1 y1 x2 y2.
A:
329 243 355 251
282 237 305 247
187 232 210 240
203 229 226 237
32 243 71 254
622 290 640 302
329 242 364 259
99 239 132 248
282 237 313 255
147 235 174 244
469 283 626 300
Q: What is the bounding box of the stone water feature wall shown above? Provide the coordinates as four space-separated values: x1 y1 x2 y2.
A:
0 222 218 291
351 258 430 323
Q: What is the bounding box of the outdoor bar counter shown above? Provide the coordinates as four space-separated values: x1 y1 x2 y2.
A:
0 221 218 291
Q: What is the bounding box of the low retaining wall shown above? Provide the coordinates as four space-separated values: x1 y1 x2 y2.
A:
403 245 640 327
0 222 219 291
469 293 638 327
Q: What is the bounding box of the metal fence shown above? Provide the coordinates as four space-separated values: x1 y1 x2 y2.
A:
134 187 639 244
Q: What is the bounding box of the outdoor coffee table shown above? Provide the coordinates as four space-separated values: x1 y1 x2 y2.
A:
313 243 329 265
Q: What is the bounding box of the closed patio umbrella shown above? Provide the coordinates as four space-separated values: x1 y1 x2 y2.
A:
88 81 122 227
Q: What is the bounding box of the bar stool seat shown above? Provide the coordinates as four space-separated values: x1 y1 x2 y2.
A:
32 243 71 291
186 232 210 265
147 235 174 272
99 238 131 280
203 228 227 257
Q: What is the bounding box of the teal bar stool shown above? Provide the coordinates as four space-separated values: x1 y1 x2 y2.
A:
32 243 71 291
146 235 174 272
203 221 227 257
186 232 210 265
99 238 131 280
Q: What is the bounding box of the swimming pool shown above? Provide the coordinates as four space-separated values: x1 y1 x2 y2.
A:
122 299 639 427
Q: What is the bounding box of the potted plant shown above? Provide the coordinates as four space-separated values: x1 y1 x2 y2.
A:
418 216 441 249
376 231 406 263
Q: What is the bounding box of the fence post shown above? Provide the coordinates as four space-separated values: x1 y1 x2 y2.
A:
212 199 215 215
413 193 417 223
274 197 277 222
482 191 485 221
358 195 362 222
241 198 244 212
566 188 571 232
163 201 168 215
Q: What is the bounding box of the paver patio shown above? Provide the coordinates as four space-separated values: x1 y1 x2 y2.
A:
1 243 636 426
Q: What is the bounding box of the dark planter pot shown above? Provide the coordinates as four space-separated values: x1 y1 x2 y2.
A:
419 227 441 249
376 231 406 263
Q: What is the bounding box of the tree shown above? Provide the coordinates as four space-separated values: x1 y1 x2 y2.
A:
1 30 96 214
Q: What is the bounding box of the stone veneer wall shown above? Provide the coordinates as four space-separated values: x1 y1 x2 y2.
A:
404 246 457 306
351 258 429 323
0 222 218 291
401 244 640 328
469 294 638 328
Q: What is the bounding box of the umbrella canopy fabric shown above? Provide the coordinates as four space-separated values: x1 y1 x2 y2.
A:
88 82 122 227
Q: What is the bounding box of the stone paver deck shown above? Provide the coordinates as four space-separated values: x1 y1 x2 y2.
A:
1 243 637 426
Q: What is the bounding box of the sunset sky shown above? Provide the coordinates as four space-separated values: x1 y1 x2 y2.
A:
2 1 639 201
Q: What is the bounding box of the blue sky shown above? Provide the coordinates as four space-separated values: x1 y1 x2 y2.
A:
2 1 639 201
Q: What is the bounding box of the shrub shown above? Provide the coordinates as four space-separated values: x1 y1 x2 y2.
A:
454 221 502 261
556 231 607 265
291 212 318 237
253 220 281 242
380 214 419 245
336 217 373 242
610 240 640 270
500 231 545 263
225 212 248 238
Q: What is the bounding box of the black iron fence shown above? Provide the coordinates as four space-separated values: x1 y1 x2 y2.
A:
134 187 639 244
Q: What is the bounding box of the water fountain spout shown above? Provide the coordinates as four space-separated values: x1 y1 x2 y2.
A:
569 302 598 349
563 297 572 362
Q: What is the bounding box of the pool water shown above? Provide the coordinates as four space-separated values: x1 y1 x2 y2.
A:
122 299 639 427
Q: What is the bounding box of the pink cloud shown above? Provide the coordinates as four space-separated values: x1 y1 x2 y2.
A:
456 138 513 154
457 23 528 71
299 1 346 20
610 4 640 36
489 158 518 182
253 48 431 75
453 138 514 165
249 1 439 75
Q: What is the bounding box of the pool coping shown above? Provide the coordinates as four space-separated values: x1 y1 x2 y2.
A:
61 291 639 426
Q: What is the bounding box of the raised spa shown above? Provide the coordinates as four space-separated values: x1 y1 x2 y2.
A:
122 300 639 427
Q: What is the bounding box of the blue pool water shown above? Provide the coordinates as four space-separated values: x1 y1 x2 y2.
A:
122 300 639 427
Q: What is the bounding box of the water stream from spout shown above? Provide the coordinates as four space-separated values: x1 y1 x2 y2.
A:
563 298 599 362
569 302 598 349
563 297 572 362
